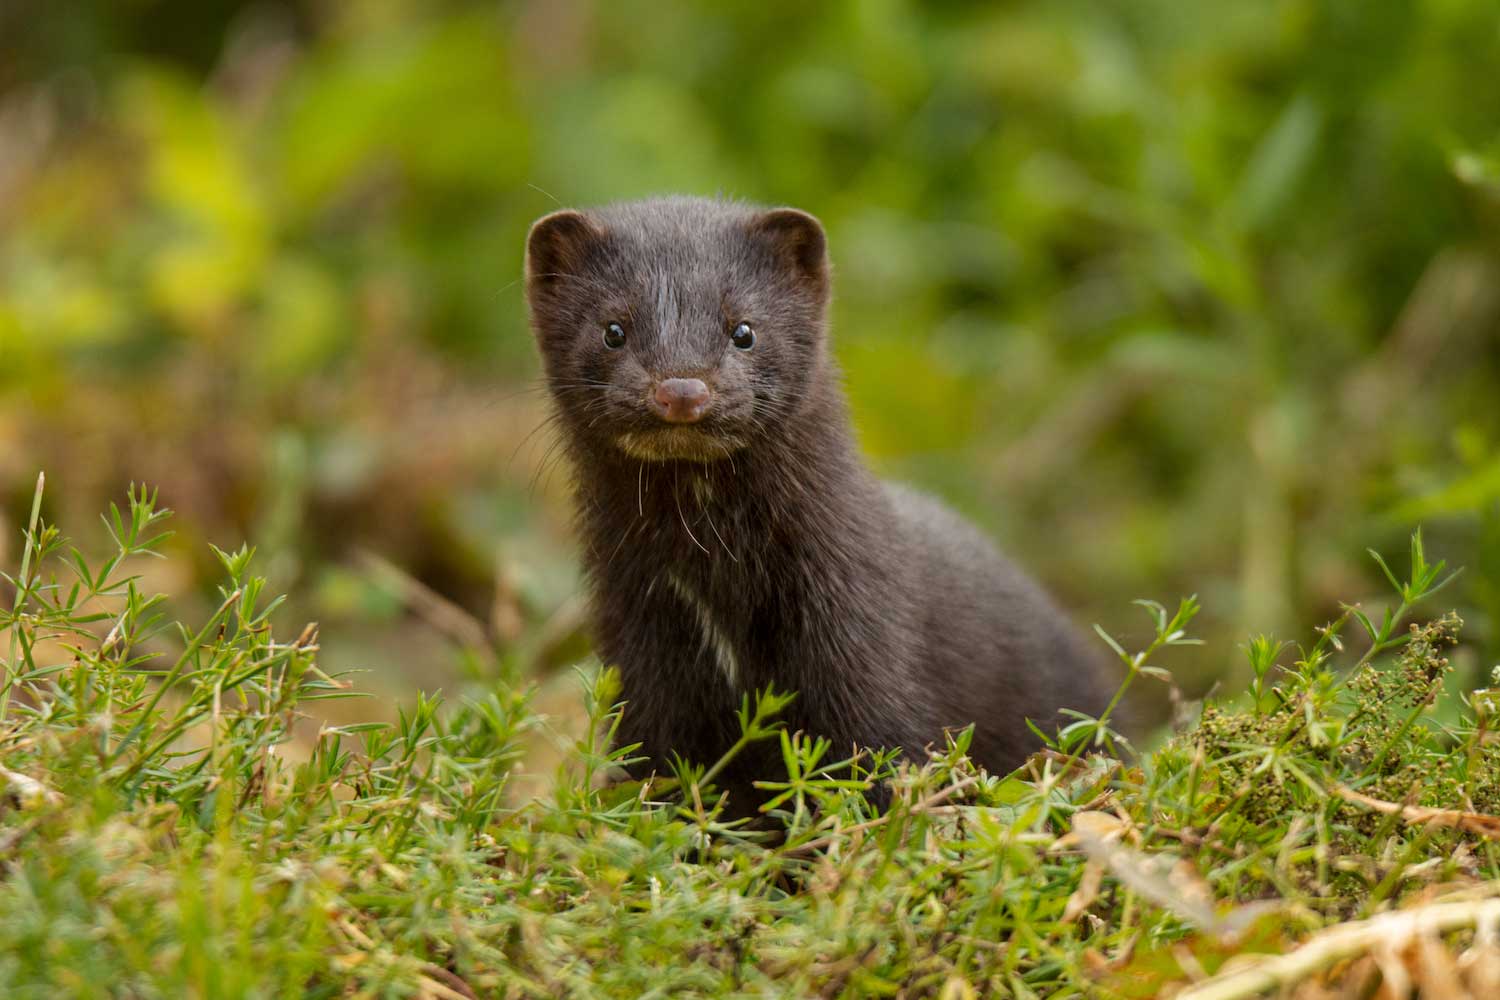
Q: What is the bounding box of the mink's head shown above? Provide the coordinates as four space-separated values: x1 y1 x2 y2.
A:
524 197 831 462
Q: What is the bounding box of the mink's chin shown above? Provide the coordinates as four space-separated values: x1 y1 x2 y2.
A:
615 426 747 463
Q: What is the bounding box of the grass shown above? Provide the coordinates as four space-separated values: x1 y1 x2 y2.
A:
3 476 1499 998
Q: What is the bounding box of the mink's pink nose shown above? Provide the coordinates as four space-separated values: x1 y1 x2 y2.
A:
651 378 712 424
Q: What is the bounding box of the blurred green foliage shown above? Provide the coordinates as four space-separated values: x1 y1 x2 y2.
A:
2 0 1499 699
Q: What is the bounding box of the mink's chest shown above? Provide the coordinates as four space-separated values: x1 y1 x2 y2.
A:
639 531 806 693
605 476 825 687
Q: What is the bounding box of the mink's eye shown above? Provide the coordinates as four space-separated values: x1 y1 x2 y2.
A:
730 322 756 351
602 322 627 349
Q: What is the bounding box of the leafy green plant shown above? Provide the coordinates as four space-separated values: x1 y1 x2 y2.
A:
4 480 1500 998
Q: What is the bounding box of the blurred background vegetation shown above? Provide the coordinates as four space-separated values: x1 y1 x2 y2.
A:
3 0 1499 732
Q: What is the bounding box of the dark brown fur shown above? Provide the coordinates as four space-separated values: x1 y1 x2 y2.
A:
525 196 1112 806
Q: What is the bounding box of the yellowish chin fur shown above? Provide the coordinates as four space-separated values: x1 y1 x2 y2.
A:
616 429 746 462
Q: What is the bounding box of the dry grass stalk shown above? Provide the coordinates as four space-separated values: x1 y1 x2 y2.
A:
1176 896 1500 1000
1334 785 1500 838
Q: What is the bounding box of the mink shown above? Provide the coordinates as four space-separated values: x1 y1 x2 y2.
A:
524 196 1113 808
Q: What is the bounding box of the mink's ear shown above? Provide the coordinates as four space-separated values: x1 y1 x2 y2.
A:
525 210 603 296
749 208 829 295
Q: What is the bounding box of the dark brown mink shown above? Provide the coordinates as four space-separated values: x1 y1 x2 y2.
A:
524 196 1113 808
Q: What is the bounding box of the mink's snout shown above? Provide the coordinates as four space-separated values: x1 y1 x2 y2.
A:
651 378 712 424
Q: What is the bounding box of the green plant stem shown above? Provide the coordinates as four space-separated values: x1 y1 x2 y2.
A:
1 472 46 723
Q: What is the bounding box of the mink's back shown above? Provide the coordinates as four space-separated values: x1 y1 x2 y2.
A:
880 482 1113 768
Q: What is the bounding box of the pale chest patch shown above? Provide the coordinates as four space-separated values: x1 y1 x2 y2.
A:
665 570 740 691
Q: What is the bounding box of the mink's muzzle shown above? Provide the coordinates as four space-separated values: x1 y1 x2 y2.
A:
556 375 756 463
